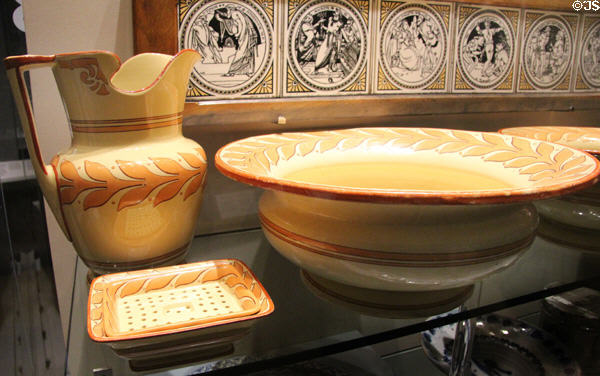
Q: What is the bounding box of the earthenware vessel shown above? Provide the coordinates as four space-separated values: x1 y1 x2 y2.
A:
216 128 600 291
500 126 600 231
87 259 273 370
5 50 206 275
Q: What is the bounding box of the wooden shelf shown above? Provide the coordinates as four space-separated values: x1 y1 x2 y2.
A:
183 94 600 131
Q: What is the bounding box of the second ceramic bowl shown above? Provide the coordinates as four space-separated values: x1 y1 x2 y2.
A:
500 126 600 231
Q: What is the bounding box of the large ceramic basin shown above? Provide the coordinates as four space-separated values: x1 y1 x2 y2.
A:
216 128 600 291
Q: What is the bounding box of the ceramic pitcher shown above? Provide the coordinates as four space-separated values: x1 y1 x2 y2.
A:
5 50 206 276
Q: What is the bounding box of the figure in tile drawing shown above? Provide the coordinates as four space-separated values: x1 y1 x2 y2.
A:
314 9 345 78
383 11 442 84
292 6 364 87
419 15 441 76
337 17 360 76
477 20 502 77
191 15 223 64
297 15 323 66
214 7 262 77
460 16 511 86
492 40 509 76
525 22 570 86
582 25 600 85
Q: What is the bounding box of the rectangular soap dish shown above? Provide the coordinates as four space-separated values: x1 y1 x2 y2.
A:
87 259 274 342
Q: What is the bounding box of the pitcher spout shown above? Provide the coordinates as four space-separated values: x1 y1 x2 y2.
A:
111 49 201 100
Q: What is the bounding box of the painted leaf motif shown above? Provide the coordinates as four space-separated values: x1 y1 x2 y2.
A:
484 151 522 163
462 146 494 157
152 157 201 207
253 151 271 173
504 157 540 168
557 165 594 179
423 129 453 140
58 160 104 204
83 161 141 209
553 148 574 165
535 142 554 158
559 155 586 172
145 275 176 292
174 270 202 287
453 131 480 144
120 279 145 298
154 179 184 206
511 137 535 154
520 163 554 175
183 175 205 200
438 142 470 154
179 152 207 199
482 133 507 147
180 152 206 169
117 160 170 210
278 143 297 160
118 184 156 210
264 146 280 166
339 136 365 150
153 158 183 175
413 139 446 151
529 170 556 181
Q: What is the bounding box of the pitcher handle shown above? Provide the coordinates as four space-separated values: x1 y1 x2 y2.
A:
5 55 71 240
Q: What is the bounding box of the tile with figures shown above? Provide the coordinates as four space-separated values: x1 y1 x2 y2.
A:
178 0 278 100
283 0 372 97
517 10 579 92
574 14 600 92
374 1 453 94
452 4 520 93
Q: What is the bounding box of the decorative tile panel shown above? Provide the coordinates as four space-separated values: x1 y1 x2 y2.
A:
575 14 600 92
283 0 372 96
172 1 595 100
374 1 452 94
178 0 278 99
517 10 579 92
452 5 520 92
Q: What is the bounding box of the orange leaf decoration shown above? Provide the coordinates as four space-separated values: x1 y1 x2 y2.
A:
59 160 104 204
55 152 206 212
84 161 142 209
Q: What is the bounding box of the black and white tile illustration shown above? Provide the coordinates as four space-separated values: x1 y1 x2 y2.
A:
575 14 600 91
178 0 277 99
284 0 371 96
453 5 520 92
375 1 452 94
518 11 578 92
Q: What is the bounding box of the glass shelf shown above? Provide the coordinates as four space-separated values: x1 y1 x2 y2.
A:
65 219 600 375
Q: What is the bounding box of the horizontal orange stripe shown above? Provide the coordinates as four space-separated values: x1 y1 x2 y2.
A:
260 214 533 267
72 119 181 133
70 112 182 125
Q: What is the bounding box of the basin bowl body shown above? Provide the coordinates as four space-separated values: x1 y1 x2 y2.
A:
217 128 600 291
260 190 537 291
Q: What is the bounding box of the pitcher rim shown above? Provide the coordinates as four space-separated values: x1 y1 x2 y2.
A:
6 49 200 94
108 49 200 94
